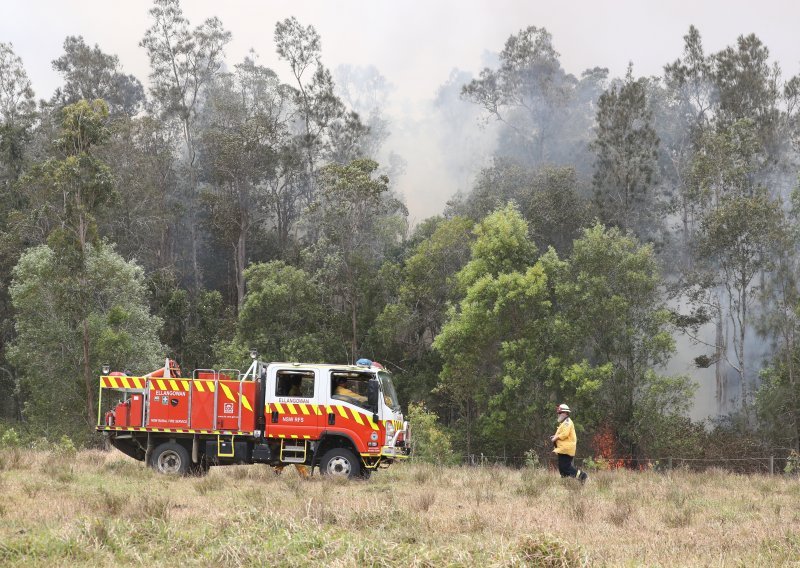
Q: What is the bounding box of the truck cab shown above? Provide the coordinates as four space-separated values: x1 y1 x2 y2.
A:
263 361 408 476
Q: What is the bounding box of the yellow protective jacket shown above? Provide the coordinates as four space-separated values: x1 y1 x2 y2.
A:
334 385 367 403
552 417 577 456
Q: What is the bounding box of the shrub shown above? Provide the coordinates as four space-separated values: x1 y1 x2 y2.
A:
524 448 542 469
0 427 21 447
407 402 459 465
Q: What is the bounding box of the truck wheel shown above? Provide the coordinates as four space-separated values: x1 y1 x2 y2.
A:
150 442 190 475
319 448 361 479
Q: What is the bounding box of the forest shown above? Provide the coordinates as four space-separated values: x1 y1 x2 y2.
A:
1 0 799 465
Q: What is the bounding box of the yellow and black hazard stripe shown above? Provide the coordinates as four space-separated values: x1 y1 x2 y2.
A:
266 433 314 440
219 382 253 412
101 376 148 389
100 377 253 413
265 402 380 431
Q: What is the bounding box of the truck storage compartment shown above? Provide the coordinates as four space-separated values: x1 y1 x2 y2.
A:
147 380 191 428
112 394 143 427
205 439 250 462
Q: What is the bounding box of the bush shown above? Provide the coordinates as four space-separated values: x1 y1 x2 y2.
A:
406 402 460 465
0 427 21 447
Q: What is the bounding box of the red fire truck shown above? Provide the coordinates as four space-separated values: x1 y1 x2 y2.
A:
96 357 410 478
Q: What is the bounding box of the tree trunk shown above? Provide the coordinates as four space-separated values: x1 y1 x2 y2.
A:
740 286 748 418
82 317 94 427
715 305 726 412
235 228 246 312
351 299 358 364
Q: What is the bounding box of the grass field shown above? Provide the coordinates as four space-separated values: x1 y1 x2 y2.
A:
1 449 799 566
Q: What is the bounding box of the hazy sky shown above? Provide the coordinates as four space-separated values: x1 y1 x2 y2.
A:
3 0 800 222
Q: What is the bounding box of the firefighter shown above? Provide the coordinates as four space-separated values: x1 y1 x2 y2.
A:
287 375 303 397
333 376 367 403
550 403 588 483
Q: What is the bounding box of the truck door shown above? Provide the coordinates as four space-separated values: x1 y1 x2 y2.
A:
325 370 380 455
264 367 321 441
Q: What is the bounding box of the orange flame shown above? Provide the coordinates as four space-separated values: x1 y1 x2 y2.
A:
592 423 626 469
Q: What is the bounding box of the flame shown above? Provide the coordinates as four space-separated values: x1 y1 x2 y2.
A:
592 423 626 469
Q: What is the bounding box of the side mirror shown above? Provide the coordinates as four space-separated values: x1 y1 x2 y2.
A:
367 379 379 413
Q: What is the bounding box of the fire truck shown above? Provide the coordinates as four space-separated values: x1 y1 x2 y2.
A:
96 356 410 478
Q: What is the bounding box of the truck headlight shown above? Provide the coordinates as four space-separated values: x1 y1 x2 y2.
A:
385 421 396 444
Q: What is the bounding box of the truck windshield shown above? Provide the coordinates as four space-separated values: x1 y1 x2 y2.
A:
378 371 401 412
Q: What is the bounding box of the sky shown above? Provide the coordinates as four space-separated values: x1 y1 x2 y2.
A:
3 0 800 224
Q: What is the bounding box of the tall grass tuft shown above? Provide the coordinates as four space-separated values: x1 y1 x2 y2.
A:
194 474 223 495
608 494 635 527
569 493 587 521
663 505 694 528
411 490 437 513
517 533 590 567
139 496 171 521
42 460 75 483
95 489 129 517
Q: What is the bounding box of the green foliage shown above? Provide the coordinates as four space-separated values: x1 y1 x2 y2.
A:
52 36 144 116
406 402 458 465
374 216 473 365
591 64 660 235
434 215 693 460
457 203 536 288
434 205 556 455
304 158 407 361
227 260 334 364
0 426 21 447
558 223 687 457
756 364 800 451
8 244 163 442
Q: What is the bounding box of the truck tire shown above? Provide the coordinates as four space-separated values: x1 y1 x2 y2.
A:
150 442 190 475
319 448 361 479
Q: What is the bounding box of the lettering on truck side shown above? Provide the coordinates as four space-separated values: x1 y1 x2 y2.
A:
155 390 187 397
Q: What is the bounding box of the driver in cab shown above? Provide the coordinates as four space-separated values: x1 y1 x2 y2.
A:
333 376 367 404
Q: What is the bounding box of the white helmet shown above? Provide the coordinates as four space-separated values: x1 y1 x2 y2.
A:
556 403 570 414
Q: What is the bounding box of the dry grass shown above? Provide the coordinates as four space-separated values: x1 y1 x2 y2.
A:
0 450 799 566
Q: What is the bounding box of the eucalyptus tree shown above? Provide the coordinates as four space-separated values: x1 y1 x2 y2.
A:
333 64 395 167
304 158 407 362
461 26 606 169
274 18 343 203
140 0 231 292
591 64 660 237
756 190 800 451
15 99 116 426
51 36 145 117
433 204 545 456
218 260 334 366
0 43 36 193
558 223 693 459
664 28 793 414
198 55 292 309
8 244 163 441
0 42 36 420
697 188 783 415
97 114 178 273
